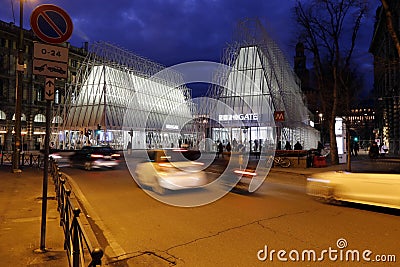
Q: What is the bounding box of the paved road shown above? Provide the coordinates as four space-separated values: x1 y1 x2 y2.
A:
62 164 400 266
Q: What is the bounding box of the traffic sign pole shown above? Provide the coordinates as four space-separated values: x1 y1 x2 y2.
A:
30 4 73 252
40 98 51 251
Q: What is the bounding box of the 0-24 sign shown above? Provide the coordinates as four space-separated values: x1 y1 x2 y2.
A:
34 43 68 63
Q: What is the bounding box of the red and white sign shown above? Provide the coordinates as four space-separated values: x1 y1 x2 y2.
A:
30 4 73 44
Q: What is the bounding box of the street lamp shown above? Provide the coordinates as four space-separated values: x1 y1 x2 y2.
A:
318 112 324 143
12 0 24 173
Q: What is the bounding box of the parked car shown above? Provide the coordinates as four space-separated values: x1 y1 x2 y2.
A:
307 171 400 209
70 146 120 170
134 149 207 194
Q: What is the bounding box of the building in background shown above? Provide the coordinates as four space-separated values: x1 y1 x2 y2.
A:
205 19 320 152
59 42 195 150
0 20 88 151
370 2 400 155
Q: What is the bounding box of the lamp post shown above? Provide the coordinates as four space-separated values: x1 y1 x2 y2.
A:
318 112 323 143
12 0 24 173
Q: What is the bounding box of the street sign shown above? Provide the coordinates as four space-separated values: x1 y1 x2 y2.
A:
34 43 68 63
30 4 73 44
33 59 68 78
44 78 55 101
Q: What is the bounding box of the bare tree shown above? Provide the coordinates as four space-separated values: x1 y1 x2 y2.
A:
381 0 400 57
294 0 368 165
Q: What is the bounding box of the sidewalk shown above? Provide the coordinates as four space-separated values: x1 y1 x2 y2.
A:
273 154 400 176
0 165 68 266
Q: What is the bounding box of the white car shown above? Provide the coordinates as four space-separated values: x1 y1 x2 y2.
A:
307 171 400 209
134 150 208 194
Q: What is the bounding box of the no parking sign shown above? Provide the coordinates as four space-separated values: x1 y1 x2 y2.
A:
30 4 73 44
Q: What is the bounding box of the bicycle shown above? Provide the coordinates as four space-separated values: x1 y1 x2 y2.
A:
273 156 291 168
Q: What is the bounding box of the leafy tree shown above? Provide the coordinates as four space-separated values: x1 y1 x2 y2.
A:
294 0 369 165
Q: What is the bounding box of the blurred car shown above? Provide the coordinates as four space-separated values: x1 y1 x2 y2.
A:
207 154 269 193
134 149 207 194
70 146 120 170
307 171 400 209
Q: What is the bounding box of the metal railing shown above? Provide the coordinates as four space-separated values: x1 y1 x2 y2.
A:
0 151 41 167
49 158 104 266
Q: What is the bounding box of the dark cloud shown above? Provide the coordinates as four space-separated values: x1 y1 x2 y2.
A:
0 0 381 96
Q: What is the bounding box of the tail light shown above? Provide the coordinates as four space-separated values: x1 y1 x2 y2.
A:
191 161 204 166
91 154 104 158
234 169 257 176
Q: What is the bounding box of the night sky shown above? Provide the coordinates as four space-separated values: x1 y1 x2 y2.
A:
0 0 381 97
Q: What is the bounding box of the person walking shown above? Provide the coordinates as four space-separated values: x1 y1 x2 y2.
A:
294 141 302 150
217 141 224 158
226 142 232 154
285 141 292 150
369 141 379 159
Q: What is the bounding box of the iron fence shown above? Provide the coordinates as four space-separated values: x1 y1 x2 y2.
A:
0 151 41 167
49 158 104 266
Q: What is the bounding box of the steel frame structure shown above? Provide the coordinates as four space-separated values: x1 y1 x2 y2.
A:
56 42 194 150
206 19 319 150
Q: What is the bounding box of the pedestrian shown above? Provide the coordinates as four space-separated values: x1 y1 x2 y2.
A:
379 143 388 157
294 141 302 150
217 141 224 158
226 142 232 153
369 141 379 159
317 141 324 154
277 141 282 150
285 141 292 150
232 138 238 152
127 140 132 155
354 142 359 156
254 139 259 152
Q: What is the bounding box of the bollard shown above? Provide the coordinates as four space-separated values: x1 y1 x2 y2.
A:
90 248 104 266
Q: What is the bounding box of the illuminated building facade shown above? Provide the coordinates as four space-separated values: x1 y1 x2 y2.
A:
205 19 319 152
58 42 194 150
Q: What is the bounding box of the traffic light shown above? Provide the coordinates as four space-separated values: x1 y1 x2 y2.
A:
353 136 359 142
